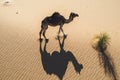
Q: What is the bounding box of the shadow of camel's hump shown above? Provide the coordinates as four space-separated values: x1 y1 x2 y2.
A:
42 51 69 79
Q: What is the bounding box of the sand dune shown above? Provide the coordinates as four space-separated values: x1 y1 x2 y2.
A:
0 0 120 80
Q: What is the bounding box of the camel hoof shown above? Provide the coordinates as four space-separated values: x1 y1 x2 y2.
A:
64 34 67 38
45 39 49 43
39 38 43 42
57 35 60 39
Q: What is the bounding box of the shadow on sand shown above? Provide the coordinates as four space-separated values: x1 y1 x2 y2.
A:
39 37 83 80
98 51 118 80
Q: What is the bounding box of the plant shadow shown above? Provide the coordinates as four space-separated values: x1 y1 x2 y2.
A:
39 37 83 80
97 51 118 80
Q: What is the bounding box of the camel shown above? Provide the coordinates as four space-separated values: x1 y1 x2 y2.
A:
39 12 79 40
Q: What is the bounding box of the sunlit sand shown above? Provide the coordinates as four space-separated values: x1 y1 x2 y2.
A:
0 0 120 80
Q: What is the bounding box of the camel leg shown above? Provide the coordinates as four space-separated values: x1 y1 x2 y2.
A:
60 27 65 35
43 29 46 39
60 27 67 38
59 24 67 38
43 28 49 42
57 27 61 38
39 29 43 40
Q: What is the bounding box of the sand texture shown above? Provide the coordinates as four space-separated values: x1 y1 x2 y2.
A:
0 0 120 80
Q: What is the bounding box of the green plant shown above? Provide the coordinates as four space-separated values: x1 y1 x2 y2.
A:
92 32 118 80
92 32 110 52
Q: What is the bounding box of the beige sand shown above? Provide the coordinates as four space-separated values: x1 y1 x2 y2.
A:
0 0 120 80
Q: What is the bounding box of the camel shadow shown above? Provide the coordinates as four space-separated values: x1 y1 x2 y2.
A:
39 37 83 80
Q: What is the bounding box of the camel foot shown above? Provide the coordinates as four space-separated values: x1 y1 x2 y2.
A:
45 39 49 43
55 35 67 40
58 35 61 39
64 34 67 38
39 38 43 42
55 35 60 40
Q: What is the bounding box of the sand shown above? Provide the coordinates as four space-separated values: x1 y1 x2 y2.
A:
0 0 120 80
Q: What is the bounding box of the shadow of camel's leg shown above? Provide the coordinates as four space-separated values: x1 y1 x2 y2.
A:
67 51 83 73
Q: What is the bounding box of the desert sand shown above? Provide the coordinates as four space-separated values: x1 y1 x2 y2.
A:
0 0 120 80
